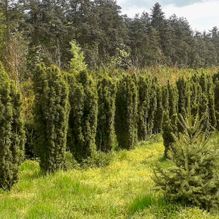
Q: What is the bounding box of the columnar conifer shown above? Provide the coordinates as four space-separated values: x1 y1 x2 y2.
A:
147 79 157 135
34 64 69 173
68 71 98 162
96 76 117 152
0 64 25 190
138 76 150 140
153 82 163 134
115 74 138 149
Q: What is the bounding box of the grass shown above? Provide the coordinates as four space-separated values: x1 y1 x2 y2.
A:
0 138 218 219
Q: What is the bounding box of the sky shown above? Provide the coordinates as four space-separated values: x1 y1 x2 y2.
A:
117 0 219 32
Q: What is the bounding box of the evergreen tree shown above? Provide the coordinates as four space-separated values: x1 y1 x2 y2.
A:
153 84 163 133
147 78 157 135
0 63 25 190
155 113 219 211
96 76 117 152
115 74 138 149
68 71 98 162
137 76 150 140
34 64 69 173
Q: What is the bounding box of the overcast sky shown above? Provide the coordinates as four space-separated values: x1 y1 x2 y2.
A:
117 0 219 32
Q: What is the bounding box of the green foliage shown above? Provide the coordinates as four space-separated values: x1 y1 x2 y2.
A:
68 71 98 162
147 79 158 135
137 76 150 140
0 63 25 190
34 64 69 173
115 74 138 149
96 76 117 152
162 111 178 159
153 85 163 134
81 151 113 168
215 78 219 130
155 114 219 211
69 40 87 74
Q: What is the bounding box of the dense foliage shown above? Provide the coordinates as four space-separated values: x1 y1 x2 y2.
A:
115 74 138 149
67 71 98 162
96 76 117 152
155 114 219 211
0 63 25 190
34 64 69 173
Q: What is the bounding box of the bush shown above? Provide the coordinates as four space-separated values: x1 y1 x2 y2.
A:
0 64 25 190
138 76 151 140
115 74 138 149
68 71 98 162
34 64 70 173
96 76 117 152
154 114 219 211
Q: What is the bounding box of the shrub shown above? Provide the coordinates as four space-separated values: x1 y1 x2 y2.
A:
115 74 138 149
137 76 150 140
153 85 163 134
0 64 25 190
68 71 98 162
34 64 70 173
154 114 219 211
96 76 117 152
147 78 157 135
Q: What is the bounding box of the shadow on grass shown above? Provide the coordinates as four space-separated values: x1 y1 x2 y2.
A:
127 194 179 218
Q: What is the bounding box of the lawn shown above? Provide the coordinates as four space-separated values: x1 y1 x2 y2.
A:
0 137 218 219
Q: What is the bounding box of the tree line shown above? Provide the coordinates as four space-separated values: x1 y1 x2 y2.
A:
0 1 219 82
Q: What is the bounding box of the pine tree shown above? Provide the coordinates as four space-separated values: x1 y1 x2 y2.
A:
68 71 98 162
115 74 138 149
34 64 69 173
96 76 117 152
0 63 25 190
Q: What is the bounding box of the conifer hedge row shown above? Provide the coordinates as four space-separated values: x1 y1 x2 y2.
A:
1 62 219 190
33 68 219 170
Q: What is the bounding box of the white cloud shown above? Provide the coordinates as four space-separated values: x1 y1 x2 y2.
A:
118 0 219 31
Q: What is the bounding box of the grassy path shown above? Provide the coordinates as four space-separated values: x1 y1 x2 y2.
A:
0 140 218 219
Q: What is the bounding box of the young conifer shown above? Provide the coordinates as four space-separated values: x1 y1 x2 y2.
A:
155 113 219 211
